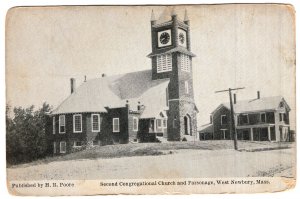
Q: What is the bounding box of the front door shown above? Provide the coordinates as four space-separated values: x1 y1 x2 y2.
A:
184 116 190 135
149 119 155 133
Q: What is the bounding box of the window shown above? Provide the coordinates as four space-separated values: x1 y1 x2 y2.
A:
221 115 227 125
163 119 167 128
53 142 56 154
180 54 190 72
279 101 284 108
185 81 189 94
59 115 65 133
166 87 169 107
73 114 82 133
279 113 284 122
113 118 120 132
52 116 55 134
60 141 66 153
239 114 249 124
157 119 162 128
73 141 82 147
260 113 266 123
157 54 172 73
92 114 100 132
133 117 138 131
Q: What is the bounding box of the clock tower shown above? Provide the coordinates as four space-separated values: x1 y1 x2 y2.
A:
148 8 198 141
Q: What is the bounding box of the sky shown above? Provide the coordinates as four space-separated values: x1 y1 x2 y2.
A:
6 5 296 129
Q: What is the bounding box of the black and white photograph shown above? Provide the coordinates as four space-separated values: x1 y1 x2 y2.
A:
5 4 296 195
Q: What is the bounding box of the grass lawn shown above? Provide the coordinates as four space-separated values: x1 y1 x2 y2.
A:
10 140 294 168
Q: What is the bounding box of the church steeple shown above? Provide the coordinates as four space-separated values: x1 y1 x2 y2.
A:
147 8 198 141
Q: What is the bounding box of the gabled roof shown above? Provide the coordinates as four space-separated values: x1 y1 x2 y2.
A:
52 70 170 116
211 96 290 115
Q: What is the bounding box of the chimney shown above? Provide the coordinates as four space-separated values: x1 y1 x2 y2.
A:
257 91 260 99
137 101 141 111
233 93 237 104
126 100 130 109
102 73 106 77
84 75 87 82
70 78 76 94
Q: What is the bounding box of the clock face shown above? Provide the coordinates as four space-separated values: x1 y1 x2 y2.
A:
179 33 185 44
158 29 172 47
160 32 170 44
178 29 187 48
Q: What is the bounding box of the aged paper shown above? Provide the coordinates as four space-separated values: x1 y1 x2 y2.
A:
6 4 296 195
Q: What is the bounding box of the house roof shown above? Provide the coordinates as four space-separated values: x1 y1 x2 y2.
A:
52 70 170 117
198 123 213 133
211 96 290 115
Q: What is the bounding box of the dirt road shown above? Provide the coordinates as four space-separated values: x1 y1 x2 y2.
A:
7 148 295 181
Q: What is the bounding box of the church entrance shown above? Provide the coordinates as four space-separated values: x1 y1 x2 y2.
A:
184 115 192 135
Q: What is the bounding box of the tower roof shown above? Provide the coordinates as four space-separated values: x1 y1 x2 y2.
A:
156 6 181 24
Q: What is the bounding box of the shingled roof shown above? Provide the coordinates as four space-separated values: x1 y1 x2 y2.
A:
52 70 170 118
211 96 290 115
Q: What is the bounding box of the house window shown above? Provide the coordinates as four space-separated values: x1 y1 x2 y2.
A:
53 142 56 154
180 54 190 72
60 141 66 153
73 114 82 133
113 118 120 132
163 119 167 128
157 54 172 73
157 119 162 128
133 117 138 131
279 101 284 108
221 115 227 125
52 116 55 134
260 113 266 123
279 113 284 122
73 141 82 147
59 115 65 133
185 81 189 94
239 114 249 124
92 114 100 132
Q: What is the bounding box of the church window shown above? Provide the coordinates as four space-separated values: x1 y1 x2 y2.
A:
133 117 138 131
185 81 189 94
59 115 65 133
113 118 120 132
157 54 172 73
180 54 190 72
53 116 56 134
166 87 169 107
60 141 66 153
92 114 100 132
73 114 82 133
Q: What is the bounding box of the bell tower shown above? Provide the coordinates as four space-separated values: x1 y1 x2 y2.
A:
148 8 198 141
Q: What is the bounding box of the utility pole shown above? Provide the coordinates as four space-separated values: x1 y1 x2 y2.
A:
215 87 245 150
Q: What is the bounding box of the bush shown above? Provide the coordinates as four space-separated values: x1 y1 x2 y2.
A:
6 103 52 165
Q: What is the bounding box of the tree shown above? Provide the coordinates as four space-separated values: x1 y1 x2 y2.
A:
6 102 52 165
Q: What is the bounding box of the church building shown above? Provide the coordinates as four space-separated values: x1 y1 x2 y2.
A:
46 9 198 154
